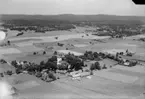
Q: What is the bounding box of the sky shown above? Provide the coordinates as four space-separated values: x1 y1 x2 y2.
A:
0 0 144 16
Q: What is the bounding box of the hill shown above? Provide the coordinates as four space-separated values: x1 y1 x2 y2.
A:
1 14 145 24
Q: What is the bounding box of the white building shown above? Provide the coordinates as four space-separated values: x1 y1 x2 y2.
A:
57 57 62 65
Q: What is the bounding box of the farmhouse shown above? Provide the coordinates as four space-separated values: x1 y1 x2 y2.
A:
69 70 82 76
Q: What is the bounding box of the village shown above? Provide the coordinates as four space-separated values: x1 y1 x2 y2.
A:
0 47 139 82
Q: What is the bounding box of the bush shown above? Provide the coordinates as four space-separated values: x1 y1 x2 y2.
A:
0 73 4 77
102 64 107 69
94 62 101 70
35 72 42 78
48 72 56 80
90 64 96 71
0 59 7 64
40 61 45 65
7 40 10 45
53 51 57 55
90 62 101 71
85 69 90 72
65 54 84 71
6 70 13 76
43 51 46 55
11 60 17 67
58 64 68 70
55 37 58 39
45 61 57 72
48 56 57 62
33 52 36 55
16 69 21 74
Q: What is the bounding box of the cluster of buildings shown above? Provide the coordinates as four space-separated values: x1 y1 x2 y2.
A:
68 70 91 80
103 49 137 67
57 53 93 80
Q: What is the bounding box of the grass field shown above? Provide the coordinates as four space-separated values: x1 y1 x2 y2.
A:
1 29 145 99
0 48 21 55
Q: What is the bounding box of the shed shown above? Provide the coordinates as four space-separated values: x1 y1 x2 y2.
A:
69 70 82 76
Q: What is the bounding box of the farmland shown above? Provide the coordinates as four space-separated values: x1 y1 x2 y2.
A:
0 15 145 99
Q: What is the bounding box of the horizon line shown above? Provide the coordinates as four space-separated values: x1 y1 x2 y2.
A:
1 13 145 17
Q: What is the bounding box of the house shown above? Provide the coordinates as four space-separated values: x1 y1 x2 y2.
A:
69 70 82 76
71 73 81 78
72 77 81 80
22 71 28 74
56 70 67 74
124 62 130 66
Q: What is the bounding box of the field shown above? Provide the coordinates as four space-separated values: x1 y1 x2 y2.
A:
53 65 145 98
0 26 145 99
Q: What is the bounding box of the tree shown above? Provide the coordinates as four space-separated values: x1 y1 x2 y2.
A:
94 62 101 70
90 64 96 71
58 62 69 70
48 72 56 80
7 40 10 45
102 64 107 69
0 73 4 77
45 61 57 72
53 51 57 55
0 59 7 64
11 60 18 68
55 37 58 39
40 61 45 66
93 52 99 58
43 51 46 55
126 49 129 53
33 52 36 55
35 72 42 78
48 56 57 62
116 52 119 58
65 54 83 71
16 69 22 74
6 70 13 76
